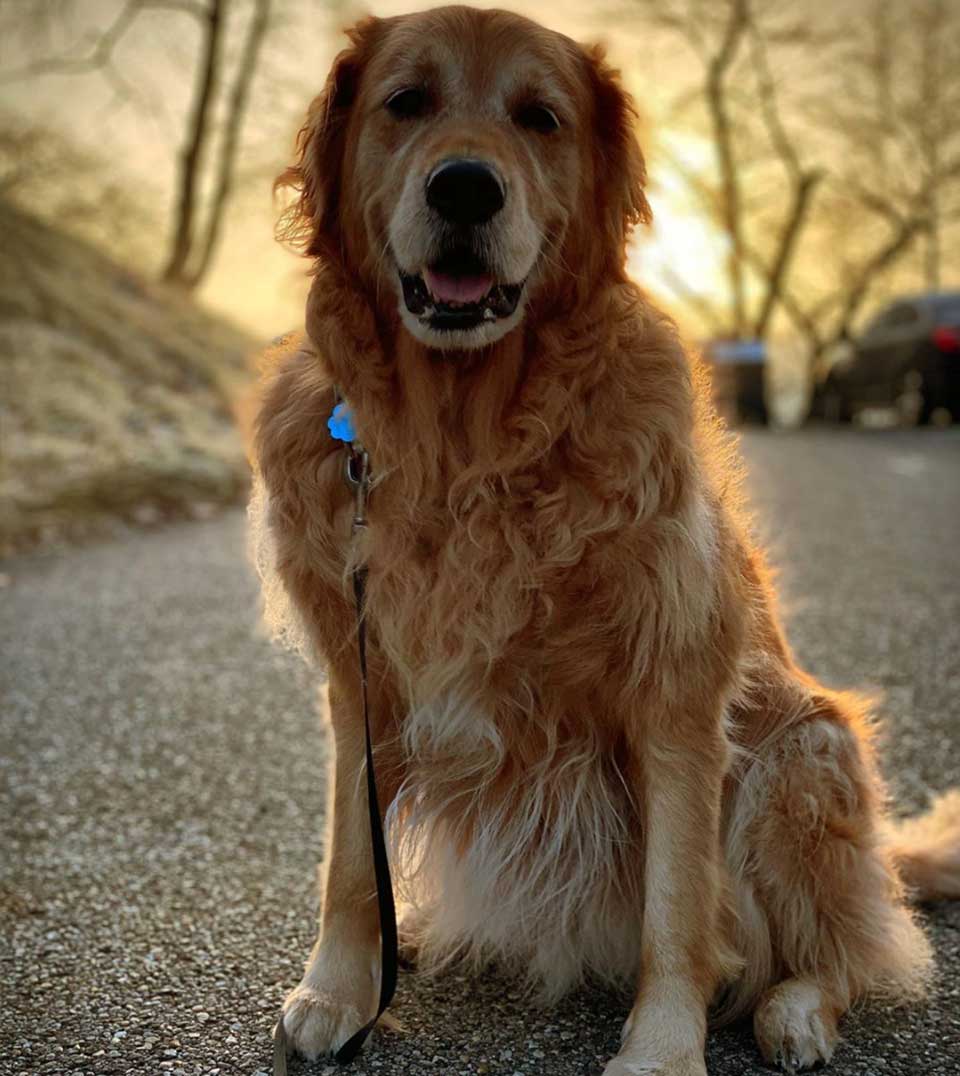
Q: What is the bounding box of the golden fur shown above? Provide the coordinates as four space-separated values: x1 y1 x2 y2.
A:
251 8 959 1073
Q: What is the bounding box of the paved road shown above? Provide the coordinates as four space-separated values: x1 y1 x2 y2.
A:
2 428 959 1076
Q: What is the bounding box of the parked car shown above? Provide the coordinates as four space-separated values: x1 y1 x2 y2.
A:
812 291 960 424
705 338 768 425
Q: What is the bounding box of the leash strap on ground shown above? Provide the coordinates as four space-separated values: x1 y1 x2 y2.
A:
272 566 397 1071
333 566 399 1062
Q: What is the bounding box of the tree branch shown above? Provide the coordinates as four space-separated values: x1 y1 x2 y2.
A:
753 168 823 338
832 212 927 337
0 0 141 83
184 0 271 287
705 0 750 335
0 0 205 84
747 15 802 181
746 15 824 337
161 0 224 283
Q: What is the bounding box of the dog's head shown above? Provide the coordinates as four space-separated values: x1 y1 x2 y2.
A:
278 6 650 351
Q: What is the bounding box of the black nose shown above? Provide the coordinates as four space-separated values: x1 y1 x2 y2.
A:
426 158 505 226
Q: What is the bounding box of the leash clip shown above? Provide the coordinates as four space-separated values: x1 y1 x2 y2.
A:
345 446 370 533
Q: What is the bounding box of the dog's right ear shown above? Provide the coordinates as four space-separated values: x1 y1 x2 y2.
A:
275 17 381 260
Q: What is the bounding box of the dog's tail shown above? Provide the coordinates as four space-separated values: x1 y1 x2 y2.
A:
887 789 960 902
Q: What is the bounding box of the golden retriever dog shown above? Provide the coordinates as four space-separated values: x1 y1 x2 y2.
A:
251 7 960 1073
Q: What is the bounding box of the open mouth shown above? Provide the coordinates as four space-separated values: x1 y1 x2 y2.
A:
399 246 523 332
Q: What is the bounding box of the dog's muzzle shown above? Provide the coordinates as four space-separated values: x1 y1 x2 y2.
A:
398 262 520 329
399 255 523 333
396 157 525 334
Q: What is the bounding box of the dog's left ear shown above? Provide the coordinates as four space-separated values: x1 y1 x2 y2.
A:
275 16 382 260
583 44 652 254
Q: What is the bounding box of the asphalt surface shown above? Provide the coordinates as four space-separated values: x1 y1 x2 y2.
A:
2 427 959 1076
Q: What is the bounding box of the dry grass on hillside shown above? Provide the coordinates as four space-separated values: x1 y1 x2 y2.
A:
1 202 258 552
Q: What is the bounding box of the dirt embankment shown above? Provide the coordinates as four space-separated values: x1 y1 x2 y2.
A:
1 202 260 552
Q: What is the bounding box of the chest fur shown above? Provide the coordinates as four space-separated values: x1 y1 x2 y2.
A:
388 687 646 997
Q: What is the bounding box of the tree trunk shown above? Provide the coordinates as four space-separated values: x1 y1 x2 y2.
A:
705 0 750 337
162 0 226 286
919 0 944 290
753 169 823 338
184 0 271 288
832 214 926 342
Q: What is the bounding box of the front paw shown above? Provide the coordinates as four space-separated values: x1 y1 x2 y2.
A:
602 1053 707 1076
280 982 368 1060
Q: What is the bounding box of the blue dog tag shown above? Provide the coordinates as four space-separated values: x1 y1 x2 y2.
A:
328 401 357 443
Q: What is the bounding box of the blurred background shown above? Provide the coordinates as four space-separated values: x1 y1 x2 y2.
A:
2 5 959 1074
2 0 958 549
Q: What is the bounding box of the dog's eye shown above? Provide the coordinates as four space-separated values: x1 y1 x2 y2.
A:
385 87 427 119
514 103 560 134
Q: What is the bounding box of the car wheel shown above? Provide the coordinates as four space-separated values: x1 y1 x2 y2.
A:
896 370 926 426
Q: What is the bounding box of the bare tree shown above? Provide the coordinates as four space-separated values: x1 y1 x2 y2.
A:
743 19 824 339
911 0 959 290
181 0 270 287
625 0 960 363
704 0 749 336
794 0 960 354
1 0 274 290
162 0 227 285
630 0 828 341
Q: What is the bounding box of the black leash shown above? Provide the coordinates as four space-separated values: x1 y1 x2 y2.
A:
273 441 398 1072
334 562 399 1061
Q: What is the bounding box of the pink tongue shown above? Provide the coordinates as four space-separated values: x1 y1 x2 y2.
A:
423 268 493 304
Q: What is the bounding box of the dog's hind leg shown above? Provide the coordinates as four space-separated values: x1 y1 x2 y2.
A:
723 690 933 1071
753 978 840 1072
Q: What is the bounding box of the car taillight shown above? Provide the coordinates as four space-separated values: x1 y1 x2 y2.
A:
932 326 960 352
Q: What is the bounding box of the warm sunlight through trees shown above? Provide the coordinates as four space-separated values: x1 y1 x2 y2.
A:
622 0 960 358
2 0 274 290
1 0 957 353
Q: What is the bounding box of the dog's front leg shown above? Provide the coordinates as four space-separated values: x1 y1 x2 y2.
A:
281 667 401 1059
604 711 735 1076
